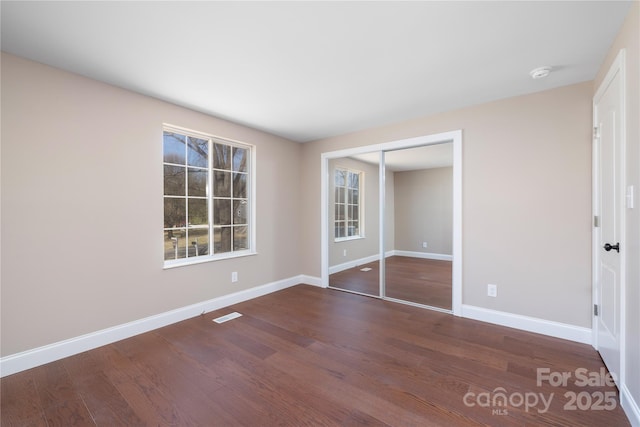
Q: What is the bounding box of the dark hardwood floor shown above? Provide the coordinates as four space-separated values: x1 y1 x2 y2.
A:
330 256 452 309
1 285 629 426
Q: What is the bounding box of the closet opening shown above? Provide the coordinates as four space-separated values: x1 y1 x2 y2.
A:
320 130 462 315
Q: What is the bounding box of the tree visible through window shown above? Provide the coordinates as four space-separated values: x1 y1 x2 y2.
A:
334 168 362 239
163 128 252 265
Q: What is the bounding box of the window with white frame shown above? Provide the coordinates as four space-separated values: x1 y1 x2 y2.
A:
163 127 253 266
334 168 362 240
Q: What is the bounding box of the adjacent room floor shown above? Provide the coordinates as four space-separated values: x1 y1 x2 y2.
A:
330 256 452 309
1 285 629 426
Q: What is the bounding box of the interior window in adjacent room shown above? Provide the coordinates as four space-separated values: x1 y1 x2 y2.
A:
334 168 363 240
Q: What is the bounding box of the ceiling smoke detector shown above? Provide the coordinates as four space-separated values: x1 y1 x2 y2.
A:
530 66 552 79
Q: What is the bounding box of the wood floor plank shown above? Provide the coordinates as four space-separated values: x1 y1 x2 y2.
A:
90 343 198 426
63 352 144 426
173 317 348 425
215 354 347 426
112 332 240 426
30 363 79 408
42 399 96 427
28 363 96 426
241 313 316 348
301 338 505 426
265 349 438 427
0 373 48 427
1 285 631 426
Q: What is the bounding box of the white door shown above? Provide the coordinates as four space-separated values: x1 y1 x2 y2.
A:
593 50 625 386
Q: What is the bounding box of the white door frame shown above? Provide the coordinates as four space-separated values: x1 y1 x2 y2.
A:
592 49 626 385
320 130 463 316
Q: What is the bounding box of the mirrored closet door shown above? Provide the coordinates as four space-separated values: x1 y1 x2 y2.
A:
384 143 453 310
327 153 381 297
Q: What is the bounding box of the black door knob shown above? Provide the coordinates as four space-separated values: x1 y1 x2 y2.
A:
604 242 620 253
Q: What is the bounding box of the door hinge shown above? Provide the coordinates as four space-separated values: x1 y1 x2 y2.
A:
593 125 601 139
594 215 600 227
594 304 599 316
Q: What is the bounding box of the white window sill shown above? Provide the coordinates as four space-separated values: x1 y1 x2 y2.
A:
334 236 365 243
163 250 257 269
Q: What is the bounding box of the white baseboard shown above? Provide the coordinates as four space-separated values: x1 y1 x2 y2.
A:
393 250 453 261
0 275 309 378
461 304 592 344
299 274 323 287
328 253 382 274
622 383 640 427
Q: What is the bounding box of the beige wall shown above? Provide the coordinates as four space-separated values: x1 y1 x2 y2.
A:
594 1 640 415
301 81 593 328
328 157 379 267
0 53 302 356
394 166 453 255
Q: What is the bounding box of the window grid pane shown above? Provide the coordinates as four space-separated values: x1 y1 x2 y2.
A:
164 229 186 261
187 168 208 197
188 227 209 257
164 165 185 196
163 132 186 165
187 136 209 168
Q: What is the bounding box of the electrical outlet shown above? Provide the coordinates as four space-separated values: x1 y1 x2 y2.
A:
487 284 497 297
232 272 238 283
343 249 347 257
422 242 428 248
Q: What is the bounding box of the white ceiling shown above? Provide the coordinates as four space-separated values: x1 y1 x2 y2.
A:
1 1 631 143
